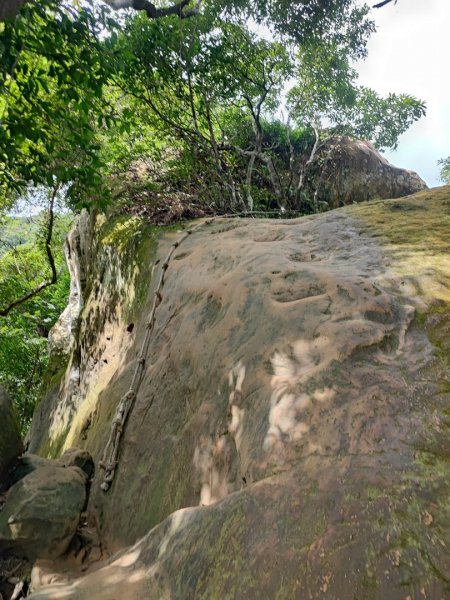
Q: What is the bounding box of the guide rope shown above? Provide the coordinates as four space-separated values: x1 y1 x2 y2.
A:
99 217 214 491
99 208 303 491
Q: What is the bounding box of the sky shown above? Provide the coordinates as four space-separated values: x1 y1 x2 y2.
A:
355 0 450 187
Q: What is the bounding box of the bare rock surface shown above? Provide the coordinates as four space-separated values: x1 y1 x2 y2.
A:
27 187 450 599
0 386 22 491
305 136 427 209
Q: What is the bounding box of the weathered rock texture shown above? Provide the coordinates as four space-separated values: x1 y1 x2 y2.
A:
26 211 94 460
0 386 22 491
28 187 450 599
304 136 427 209
0 451 91 560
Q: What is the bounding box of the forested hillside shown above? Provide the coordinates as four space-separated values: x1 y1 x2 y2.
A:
0 211 71 429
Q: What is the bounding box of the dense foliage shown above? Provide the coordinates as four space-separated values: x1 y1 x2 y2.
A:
439 156 450 184
0 1 118 207
99 5 424 211
0 193 71 430
0 0 426 212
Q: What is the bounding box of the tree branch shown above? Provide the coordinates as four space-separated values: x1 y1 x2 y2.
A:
234 146 283 205
0 183 59 317
373 0 397 8
104 0 201 19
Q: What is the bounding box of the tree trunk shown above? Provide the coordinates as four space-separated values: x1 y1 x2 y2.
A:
0 0 28 21
245 153 256 212
297 126 320 198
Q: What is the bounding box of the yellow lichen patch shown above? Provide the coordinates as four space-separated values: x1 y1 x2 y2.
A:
99 215 143 252
347 186 450 305
41 214 163 454
61 341 132 452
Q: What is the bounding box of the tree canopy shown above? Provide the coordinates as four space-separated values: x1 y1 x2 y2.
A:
0 0 425 210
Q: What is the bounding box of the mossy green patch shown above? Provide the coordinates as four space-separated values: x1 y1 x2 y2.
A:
30 353 69 458
98 214 181 324
347 186 450 306
417 300 450 367
39 430 67 460
99 215 143 251
195 499 259 600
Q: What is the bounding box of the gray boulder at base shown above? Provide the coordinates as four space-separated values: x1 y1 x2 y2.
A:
305 135 427 209
10 448 94 486
0 463 88 560
0 386 23 490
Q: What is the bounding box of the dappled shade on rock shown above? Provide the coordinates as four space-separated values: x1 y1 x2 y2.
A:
27 187 450 599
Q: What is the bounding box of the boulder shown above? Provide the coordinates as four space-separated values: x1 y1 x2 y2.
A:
0 464 88 560
0 386 23 491
10 448 94 486
304 135 427 209
57 448 94 477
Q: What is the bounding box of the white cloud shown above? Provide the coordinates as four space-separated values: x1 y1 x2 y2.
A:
355 0 450 186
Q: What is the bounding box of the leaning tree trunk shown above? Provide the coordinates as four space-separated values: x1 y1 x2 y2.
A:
245 153 256 212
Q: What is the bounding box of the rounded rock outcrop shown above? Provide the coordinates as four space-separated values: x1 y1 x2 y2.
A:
24 188 450 599
304 135 427 209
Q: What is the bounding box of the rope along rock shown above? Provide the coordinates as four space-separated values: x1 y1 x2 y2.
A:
98 209 302 491
99 218 214 491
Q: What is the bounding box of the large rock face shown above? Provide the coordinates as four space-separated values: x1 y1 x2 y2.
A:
304 136 427 209
27 187 450 599
0 386 22 490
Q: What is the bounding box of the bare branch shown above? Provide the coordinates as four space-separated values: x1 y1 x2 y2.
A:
373 0 397 8
245 152 256 211
234 146 283 205
297 125 320 194
103 0 201 19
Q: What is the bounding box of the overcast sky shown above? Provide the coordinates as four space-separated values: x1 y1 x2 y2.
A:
355 0 449 187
